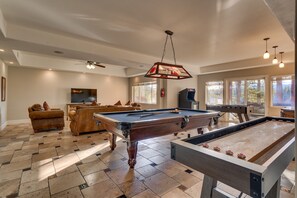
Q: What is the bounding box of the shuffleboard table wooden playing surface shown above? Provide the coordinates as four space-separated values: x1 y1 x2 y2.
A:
171 116 295 198
93 108 218 168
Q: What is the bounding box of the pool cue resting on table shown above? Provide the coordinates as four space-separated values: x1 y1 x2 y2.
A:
127 109 180 118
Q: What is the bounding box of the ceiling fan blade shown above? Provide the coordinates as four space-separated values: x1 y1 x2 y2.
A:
93 63 106 68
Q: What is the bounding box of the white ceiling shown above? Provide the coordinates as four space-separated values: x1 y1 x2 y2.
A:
0 0 294 77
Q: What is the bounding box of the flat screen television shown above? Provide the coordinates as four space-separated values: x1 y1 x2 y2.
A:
71 88 97 103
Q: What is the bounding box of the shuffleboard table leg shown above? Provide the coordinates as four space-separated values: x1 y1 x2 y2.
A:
197 128 203 134
237 113 244 123
127 141 138 168
109 132 117 150
201 175 217 198
265 177 280 198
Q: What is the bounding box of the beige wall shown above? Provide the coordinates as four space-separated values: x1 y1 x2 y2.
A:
0 60 8 129
8 67 129 120
197 63 294 116
129 75 198 109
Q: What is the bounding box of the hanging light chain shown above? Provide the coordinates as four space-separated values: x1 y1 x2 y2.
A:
161 34 169 62
169 35 177 65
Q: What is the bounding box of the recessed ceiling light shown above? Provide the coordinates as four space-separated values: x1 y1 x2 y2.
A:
0 49 4 52
9 62 13 64
49 68 52 71
54 50 63 54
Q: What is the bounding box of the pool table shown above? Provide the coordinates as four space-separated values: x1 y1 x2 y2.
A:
93 108 218 168
171 116 295 198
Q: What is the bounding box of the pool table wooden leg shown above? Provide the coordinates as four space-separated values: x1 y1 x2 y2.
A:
127 141 138 168
109 132 117 150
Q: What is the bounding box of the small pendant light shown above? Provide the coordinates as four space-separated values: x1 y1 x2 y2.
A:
263 38 270 59
272 46 278 64
279 52 285 68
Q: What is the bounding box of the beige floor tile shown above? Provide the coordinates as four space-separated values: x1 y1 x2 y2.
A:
136 165 160 178
107 166 144 185
81 154 98 163
119 179 147 197
13 147 38 158
149 155 169 165
31 158 53 169
0 141 24 152
99 150 124 163
0 154 13 164
0 159 31 173
56 164 79 177
162 188 192 198
84 171 109 186
32 150 57 163
18 187 50 198
51 186 83 198
139 149 161 158
19 179 48 196
280 190 294 198
49 171 85 195
173 172 201 189
78 160 107 176
144 172 179 196
184 180 203 198
132 189 159 198
0 169 22 183
21 162 55 183
10 154 32 163
155 160 186 177
0 150 14 157
134 156 153 169
106 158 129 170
81 179 123 198
0 178 20 197
53 152 80 173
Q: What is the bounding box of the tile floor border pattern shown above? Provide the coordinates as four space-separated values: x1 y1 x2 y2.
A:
0 122 295 198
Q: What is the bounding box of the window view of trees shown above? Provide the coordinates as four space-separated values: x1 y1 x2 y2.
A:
132 82 157 104
271 76 295 107
205 81 223 105
229 78 265 115
229 80 245 105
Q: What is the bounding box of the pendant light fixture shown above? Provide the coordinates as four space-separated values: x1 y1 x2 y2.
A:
279 52 285 68
145 30 192 80
272 46 278 64
263 38 270 59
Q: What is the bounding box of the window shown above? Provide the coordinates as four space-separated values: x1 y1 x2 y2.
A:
228 78 265 115
205 81 223 105
271 75 295 107
132 82 157 104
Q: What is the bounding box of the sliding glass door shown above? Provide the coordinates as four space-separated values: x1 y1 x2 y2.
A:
228 77 265 115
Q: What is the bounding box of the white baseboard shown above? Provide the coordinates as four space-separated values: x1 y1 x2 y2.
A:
1 121 7 130
7 119 30 125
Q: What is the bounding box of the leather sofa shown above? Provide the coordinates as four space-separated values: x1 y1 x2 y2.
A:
28 106 65 132
69 105 140 136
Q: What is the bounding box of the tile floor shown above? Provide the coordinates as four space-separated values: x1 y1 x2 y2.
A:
0 122 295 198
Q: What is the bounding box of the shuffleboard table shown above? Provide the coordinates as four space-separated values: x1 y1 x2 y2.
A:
206 104 250 124
171 116 295 198
93 108 218 168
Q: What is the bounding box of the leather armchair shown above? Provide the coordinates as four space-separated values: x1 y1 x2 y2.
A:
28 106 65 132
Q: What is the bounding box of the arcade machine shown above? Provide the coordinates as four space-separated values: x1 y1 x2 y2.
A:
178 88 199 109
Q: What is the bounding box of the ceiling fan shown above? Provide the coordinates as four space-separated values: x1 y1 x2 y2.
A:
86 61 106 69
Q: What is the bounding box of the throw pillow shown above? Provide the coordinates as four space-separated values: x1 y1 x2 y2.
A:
114 100 122 106
91 101 97 106
31 104 42 111
125 100 131 106
43 101 51 111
